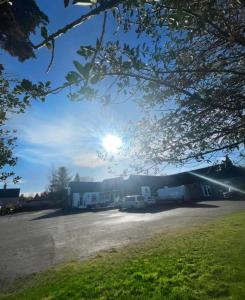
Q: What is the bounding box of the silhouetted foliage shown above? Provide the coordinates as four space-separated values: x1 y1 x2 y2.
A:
0 0 48 61
64 0 245 168
0 1 244 177
0 64 50 182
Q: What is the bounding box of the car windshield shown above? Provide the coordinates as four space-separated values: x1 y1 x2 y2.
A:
125 197 136 201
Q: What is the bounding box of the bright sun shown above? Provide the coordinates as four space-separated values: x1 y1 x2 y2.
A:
102 134 122 153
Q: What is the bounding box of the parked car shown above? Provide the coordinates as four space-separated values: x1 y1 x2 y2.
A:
223 190 233 199
0 205 15 215
144 197 156 206
121 195 146 209
223 190 242 199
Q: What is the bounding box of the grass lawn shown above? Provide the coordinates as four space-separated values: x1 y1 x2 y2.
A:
1 211 245 300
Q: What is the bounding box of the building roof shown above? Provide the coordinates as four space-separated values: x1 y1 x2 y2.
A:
0 188 20 198
161 164 245 186
121 163 245 190
69 163 245 193
102 177 124 191
69 181 101 193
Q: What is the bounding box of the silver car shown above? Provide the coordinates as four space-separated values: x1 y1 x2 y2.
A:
121 195 146 209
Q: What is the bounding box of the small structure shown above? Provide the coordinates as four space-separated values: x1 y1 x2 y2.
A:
68 181 102 208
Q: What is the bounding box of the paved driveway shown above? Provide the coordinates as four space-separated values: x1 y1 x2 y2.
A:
0 200 244 286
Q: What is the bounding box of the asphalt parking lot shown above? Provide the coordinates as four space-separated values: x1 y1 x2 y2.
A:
0 200 244 287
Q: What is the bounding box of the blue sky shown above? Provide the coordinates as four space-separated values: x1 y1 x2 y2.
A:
2 1 224 194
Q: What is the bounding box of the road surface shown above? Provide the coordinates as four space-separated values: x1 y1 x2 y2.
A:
0 200 244 287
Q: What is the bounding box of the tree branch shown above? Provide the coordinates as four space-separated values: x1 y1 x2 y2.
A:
46 39 55 73
185 141 244 161
152 68 245 77
104 71 194 98
90 12 107 68
33 0 121 50
87 11 107 84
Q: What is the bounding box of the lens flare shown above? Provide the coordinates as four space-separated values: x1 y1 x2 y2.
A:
189 171 245 194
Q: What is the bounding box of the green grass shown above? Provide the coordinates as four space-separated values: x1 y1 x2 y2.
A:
1 212 245 300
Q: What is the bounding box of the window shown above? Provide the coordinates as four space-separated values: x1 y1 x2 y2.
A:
202 185 211 197
126 197 135 201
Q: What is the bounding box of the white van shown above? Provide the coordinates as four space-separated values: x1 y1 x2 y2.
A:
121 195 146 209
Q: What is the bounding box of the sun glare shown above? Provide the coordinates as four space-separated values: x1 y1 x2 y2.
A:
102 134 122 153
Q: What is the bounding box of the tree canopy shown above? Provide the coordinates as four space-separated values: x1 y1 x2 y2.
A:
64 0 245 169
0 0 49 61
48 166 72 193
74 173 81 182
0 0 51 182
0 0 244 178
0 64 50 182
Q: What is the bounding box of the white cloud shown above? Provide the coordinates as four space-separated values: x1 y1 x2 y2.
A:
73 153 106 168
18 116 86 148
17 147 58 165
6 103 129 172
23 123 74 146
11 113 112 169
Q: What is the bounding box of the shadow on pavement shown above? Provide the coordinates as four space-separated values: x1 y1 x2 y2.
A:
119 202 219 214
31 206 115 220
31 202 219 220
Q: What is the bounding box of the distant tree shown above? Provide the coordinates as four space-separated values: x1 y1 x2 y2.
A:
48 166 72 193
19 194 25 202
224 156 233 168
34 193 40 201
56 167 72 191
48 168 58 193
40 191 49 200
74 173 81 182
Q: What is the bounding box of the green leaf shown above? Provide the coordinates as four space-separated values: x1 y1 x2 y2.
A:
23 95 30 104
41 27 48 39
77 46 95 58
46 42 52 50
21 79 32 90
73 61 85 75
64 0 70 7
90 73 103 84
73 61 91 80
66 71 81 83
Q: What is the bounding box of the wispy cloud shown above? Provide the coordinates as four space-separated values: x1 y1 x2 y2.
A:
73 153 106 168
22 122 77 146
10 107 124 169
